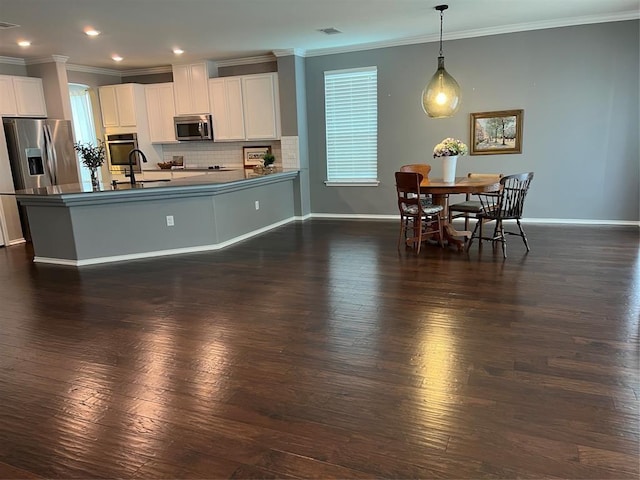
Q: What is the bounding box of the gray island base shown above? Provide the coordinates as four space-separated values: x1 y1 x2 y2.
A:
16 169 299 266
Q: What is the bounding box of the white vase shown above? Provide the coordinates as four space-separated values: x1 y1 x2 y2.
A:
442 155 458 182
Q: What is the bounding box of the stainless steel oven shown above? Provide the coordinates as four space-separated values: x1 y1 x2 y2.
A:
105 133 140 173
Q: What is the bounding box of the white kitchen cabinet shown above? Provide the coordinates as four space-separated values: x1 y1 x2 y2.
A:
98 84 143 128
172 170 206 179
242 73 280 140
208 72 280 142
145 83 176 143
0 75 47 117
0 76 18 115
209 77 245 141
141 170 172 181
173 62 214 115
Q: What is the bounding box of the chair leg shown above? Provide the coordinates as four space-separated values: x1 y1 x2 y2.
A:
498 220 507 258
414 217 422 255
466 221 481 252
464 215 469 232
436 214 444 248
397 218 402 251
516 219 530 252
478 218 484 249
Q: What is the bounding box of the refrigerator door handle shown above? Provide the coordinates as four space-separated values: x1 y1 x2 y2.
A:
43 124 57 185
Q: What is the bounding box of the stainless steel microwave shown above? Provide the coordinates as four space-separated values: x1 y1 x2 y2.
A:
174 114 213 141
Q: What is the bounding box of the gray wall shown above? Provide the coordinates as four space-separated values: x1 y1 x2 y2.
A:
0 63 27 76
305 21 639 221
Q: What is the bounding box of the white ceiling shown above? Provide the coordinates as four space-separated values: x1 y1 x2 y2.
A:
0 0 638 71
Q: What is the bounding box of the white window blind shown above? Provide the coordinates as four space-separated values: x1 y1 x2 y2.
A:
324 67 378 185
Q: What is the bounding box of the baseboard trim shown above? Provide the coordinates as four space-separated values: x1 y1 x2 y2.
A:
34 216 297 266
311 213 639 226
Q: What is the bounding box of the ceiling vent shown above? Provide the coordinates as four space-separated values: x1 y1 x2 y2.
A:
318 27 342 35
0 21 20 29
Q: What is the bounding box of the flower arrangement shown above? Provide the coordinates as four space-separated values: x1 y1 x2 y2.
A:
74 141 106 169
433 137 468 158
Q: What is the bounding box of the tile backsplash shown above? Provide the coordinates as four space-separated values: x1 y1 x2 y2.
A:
161 141 283 169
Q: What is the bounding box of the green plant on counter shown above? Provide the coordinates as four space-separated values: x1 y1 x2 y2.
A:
74 141 106 169
262 152 275 166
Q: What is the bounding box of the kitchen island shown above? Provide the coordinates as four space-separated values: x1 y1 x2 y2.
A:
15 169 299 265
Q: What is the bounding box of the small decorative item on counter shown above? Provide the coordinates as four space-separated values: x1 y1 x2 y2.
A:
262 152 276 172
74 140 106 189
157 162 173 169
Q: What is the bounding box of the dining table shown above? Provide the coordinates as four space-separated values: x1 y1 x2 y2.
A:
420 176 501 251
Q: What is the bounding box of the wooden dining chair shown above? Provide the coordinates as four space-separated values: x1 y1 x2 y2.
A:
395 171 443 254
400 164 434 207
466 172 534 258
449 173 503 232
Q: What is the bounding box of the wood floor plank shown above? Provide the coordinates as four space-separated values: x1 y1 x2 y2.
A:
0 222 637 478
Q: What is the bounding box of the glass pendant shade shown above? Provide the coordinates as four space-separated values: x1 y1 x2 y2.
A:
422 56 461 118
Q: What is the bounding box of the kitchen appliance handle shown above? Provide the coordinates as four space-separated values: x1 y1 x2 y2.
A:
43 124 57 184
198 121 203 138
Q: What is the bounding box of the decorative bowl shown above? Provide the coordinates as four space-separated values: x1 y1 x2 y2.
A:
157 162 173 169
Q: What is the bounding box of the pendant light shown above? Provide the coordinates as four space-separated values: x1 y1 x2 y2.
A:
422 4 461 118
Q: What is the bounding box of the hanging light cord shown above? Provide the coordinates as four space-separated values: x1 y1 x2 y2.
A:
439 8 444 56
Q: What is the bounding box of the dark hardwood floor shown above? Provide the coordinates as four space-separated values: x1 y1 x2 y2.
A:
0 220 638 479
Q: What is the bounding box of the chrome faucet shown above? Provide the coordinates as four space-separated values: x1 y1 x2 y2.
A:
127 149 148 185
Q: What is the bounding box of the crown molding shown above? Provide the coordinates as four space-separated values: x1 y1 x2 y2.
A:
121 65 172 77
273 49 306 58
25 55 69 65
0 56 25 65
215 54 276 67
66 63 122 77
305 11 640 57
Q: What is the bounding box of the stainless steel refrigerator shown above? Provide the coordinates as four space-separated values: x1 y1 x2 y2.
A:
3 118 80 190
3 118 80 240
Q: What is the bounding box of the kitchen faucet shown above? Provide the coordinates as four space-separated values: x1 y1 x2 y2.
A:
127 149 148 185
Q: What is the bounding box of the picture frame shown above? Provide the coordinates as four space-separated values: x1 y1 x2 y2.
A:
470 109 523 155
243 146 271 167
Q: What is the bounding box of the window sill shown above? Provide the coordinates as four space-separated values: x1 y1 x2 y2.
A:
324 180 380 187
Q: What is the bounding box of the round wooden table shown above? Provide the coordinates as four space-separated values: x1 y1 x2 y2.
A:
420 176 501 250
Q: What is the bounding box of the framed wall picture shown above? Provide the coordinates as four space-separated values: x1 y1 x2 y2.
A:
470 109 523 155
243 146 271 167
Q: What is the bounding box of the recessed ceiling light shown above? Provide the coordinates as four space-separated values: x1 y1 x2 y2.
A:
112 55 123 62
84 28 100 36
17 40 31 47
173 48 184 55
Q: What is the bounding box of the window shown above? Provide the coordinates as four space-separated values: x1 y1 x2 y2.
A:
324 67 378 186
68 83 99 184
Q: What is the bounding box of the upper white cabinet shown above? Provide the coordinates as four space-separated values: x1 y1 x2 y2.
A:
98 84 145 128
145 83 176 143
173 62 215 115
209 72 280 142
209 76 245 141
242 73 280 140
98 83 146 128
0 75 47 117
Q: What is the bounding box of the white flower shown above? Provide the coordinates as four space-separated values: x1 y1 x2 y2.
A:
433 138 468 158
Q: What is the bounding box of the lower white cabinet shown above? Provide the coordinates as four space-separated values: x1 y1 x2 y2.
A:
145 83 177 143
208 72 280 142
0 75 47 117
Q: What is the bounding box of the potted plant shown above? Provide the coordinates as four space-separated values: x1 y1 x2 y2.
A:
74 140 106 189
262 151 276 171
433 137 468 182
